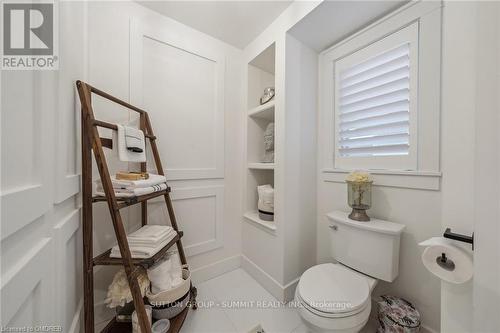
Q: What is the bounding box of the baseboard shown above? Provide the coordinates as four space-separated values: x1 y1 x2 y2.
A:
283 277 300 302
240 255 299 302
421 325 439 333
69 298 83 333
190 255 242 285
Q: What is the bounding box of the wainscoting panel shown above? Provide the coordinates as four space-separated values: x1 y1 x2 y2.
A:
130 18 225 180
1 238 53 326
54 209 83 331
148 186 224 257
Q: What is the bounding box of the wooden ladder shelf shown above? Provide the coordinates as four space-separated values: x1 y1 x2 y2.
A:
77 80 197 333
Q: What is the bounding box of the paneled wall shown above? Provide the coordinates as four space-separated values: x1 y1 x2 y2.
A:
86 1 244 327
0 1 87 331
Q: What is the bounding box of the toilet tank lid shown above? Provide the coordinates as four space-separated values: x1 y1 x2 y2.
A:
327 211 405 235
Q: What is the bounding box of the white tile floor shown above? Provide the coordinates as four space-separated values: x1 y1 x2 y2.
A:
183 268 378 333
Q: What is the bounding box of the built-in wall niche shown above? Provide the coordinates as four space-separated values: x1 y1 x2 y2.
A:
247 42 275 168
248 43 275 109
244 42 276 233
247 112 275 167
244 169 276 232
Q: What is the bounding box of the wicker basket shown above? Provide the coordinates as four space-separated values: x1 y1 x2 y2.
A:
151 291 190 320
146 269 190 306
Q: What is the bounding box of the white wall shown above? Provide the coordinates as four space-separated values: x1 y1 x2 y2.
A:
316 2 499 332
316 4 443 331
86 0 244 327
283 34 317 286
0 1 87 331
317 174 442 332
439 2 476 331
240 1 321 301
441 1 500 332
472 2 500 331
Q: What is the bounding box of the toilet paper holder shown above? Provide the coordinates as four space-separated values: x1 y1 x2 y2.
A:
443 228 474 250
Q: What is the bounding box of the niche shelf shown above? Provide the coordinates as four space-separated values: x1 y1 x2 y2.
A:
243 211 277 234
248 162 275 170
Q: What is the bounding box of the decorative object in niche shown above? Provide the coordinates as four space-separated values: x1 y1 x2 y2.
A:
258 184 274 221
346 171 373 222
260 87 275 105
262 122 274 163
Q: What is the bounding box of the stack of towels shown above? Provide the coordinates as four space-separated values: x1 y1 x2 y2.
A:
95 173 167 198
110 225 177 259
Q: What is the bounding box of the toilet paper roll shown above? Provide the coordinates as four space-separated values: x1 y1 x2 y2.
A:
419 237 473 284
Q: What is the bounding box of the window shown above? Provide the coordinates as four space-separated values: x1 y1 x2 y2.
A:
333 23 418 170
320 2 442 189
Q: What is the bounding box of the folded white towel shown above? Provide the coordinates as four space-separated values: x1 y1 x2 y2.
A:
124 127 144 152
110 232 177 259
95 183 167 198
128 229 177 247
128 225 173 241
110 226 177 259
128 232 177 247
113 124 146 162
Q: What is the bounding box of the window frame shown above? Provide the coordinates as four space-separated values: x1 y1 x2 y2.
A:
319 1 442 190
333 23 419 170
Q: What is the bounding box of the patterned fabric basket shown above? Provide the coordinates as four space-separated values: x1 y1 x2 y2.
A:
377 295 421 333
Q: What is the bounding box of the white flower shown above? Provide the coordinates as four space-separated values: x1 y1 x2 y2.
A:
104 268 150 308
346 171 372 183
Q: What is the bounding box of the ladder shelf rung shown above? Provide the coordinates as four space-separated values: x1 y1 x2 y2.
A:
93 231 183 268
92 187 171 209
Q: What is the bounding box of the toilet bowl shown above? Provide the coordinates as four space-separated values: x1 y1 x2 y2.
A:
295 211 404 332
295 263 377 333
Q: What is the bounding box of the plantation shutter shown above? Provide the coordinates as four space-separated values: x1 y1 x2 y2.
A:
337 43 410 158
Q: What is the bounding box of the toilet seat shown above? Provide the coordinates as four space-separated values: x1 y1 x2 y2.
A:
297 263 371 318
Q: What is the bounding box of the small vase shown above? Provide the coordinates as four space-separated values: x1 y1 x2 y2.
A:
347 180 372 221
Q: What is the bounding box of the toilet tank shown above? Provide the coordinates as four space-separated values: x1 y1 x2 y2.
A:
327 211 405 282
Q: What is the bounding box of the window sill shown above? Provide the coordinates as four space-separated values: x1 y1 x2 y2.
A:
321 168 441 191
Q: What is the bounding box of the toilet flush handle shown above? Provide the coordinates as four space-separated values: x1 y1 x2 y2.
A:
329 225 338 231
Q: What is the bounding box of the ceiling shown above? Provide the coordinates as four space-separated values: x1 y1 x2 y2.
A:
136 1 293 49
289 0 408 52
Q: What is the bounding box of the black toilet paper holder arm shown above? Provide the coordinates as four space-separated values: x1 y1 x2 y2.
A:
443 228 474 250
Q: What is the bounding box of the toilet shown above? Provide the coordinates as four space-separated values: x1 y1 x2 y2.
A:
295 211 405 333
